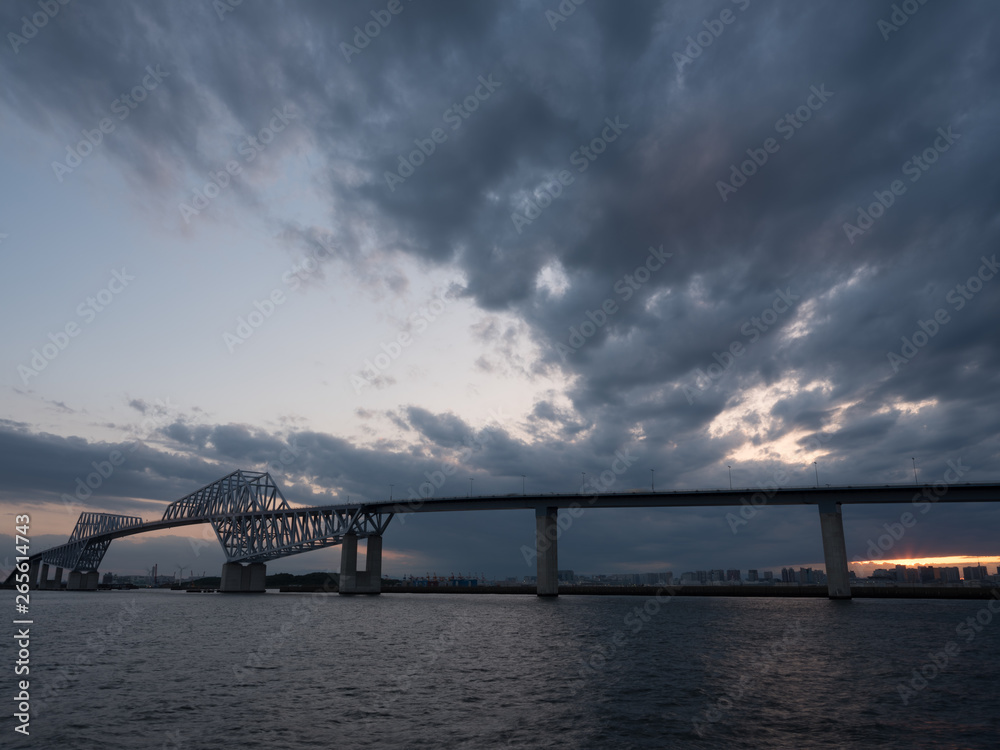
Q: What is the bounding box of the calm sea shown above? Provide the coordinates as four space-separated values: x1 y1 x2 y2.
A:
4 590 999 749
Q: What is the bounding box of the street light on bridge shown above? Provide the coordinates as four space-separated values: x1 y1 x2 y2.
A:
390 484 394 501
650 469 654 492
521 474 526 495
469 477 474 497
813 462 818 487
728 465 732 490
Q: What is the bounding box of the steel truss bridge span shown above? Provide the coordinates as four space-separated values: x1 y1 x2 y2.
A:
9 470 392 592
10 469 1000 598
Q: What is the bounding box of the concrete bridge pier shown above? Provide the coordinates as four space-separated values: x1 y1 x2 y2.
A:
818 500 851 599
220 562 266 592
67 571 83 590
339 533 382 595
29 560 40 590
39 563 50 590
536 507 559 597
84 571 99 590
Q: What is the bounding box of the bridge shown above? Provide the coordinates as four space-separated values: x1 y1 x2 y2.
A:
8 469 999 599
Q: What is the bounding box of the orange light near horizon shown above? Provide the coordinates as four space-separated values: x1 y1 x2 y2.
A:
851 555 1000 568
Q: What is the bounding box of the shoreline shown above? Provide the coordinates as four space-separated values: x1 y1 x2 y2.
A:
369 584 1000 599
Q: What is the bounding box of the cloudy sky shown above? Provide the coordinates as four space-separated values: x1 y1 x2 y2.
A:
1 0 998 581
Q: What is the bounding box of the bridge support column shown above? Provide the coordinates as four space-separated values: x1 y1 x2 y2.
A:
365 535 382 594
84 571 99 590
67 571 83 590
536 507 558 597
339 533 358 594
818 501 851 599
40 563 50 590
53 567 64 590
248 563 266 593
339 534 381 595
29 560 40 590
220 562 245 592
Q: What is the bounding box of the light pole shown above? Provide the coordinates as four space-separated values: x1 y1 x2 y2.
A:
728 465 732 490
521 474 526 495
912 457 918 485
469 477 474 497
390 484 394 501
651 469 655 492
581 472 586 490
813 462 818 487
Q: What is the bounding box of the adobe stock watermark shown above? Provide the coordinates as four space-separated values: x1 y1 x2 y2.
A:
521 447 638 566
188 437 300 555
673 0 751 71
233 578 333 685
384 73 502 192
7 0 71 55
725 433 832 533
692 619 805 736
51 64 169 183
855 459 969 563
554 244 672 361
30 597 145 718
886 255 997 373
18 267 135 385
340 0 412 63
682 288 800 404
510 116 628 234
877 0 930 41
178 105 299 223
716 84 834 202
544 0 586 31
350 290 456 394
223 235 337 353
843 125 960 243
568 585 678 697
394 413 504 524
896 590 1000 706
213 0 242 21
59 398 178 518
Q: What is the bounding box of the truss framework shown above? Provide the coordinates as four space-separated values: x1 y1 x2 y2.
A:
18 472 393 578
162 470 289 520
213 507 393 564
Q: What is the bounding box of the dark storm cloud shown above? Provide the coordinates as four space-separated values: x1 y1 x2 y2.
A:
2 0 998 572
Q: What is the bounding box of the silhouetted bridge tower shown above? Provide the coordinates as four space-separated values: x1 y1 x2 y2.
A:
9 469 999 598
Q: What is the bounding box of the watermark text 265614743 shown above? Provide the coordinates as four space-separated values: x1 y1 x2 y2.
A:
12 513 32 737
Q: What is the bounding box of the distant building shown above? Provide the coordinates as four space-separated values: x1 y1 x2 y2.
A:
696 570 708 583
710 569 725 582
102 572 114 585
939 567 960 583
963 565 988 581
726 569 741 581
798 567 814 584
747 569 758 582
557 570 575 582
762 571 773 581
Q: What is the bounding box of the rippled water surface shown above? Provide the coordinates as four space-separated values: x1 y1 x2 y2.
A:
4 590 999 749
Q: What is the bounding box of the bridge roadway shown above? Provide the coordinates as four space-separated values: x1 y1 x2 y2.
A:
13 473 1000 600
